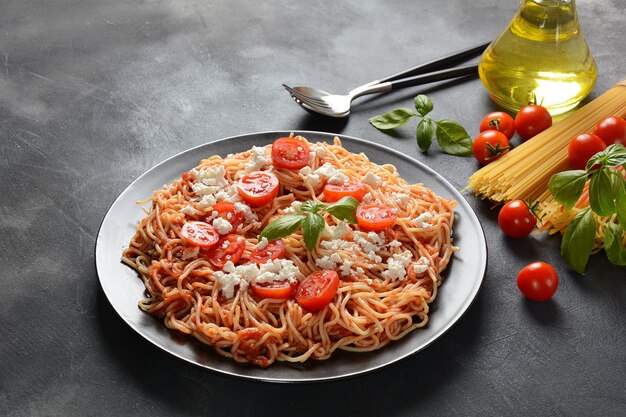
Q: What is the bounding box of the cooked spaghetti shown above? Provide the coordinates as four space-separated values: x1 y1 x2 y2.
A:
122 135 457 366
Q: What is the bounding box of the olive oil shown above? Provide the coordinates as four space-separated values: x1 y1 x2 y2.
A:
479 0 597 115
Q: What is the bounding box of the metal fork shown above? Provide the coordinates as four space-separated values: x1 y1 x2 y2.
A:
283 41 490 118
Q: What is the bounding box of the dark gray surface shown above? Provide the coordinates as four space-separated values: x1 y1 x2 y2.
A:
1 0 624 415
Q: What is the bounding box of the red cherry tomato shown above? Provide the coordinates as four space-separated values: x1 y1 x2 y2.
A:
251 280 297 299
249 239 286 264
356 204 397 232
295 270 340 312
498 200 536 238
271 137 310 170
517 262 558 302
205 234 246 268
593 116 626 146
323 180 368 202
472 130 511 165
181 221 220 247
479 111 516 139
567 133 607 170
515 104 552 141
237 171 280 208
211 202 244 231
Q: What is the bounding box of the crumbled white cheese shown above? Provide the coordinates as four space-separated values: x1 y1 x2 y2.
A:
213 217 233 234
392 192 410 204
255 259 302 284
234 202 258 222
354 232 385 253
412 256 430 275
314 162 339 178
257 237 269 250
339 260 354 277
327 171 350 185
214 185 241 203
362 172 382 189
181 246 199 260
283 201 302 214
214 261 257 299
382 250 413 281
197 194 217 210
367 251 382 263
362 192 374 204
244 146 269 173
412 212 434 228
299 166 322 189
180 205 196 215
192 166 228 195
387 240 403 248
320 238 355 251
315 253 343 270
313 145 326 158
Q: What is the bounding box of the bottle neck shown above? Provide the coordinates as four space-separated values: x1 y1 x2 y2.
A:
512 0 580 41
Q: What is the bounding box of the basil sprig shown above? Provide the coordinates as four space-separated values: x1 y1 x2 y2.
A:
259 196 360 251
369 94 472 156
548 144 626 274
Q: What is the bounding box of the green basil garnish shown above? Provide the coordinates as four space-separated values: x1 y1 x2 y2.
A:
560 208 596 275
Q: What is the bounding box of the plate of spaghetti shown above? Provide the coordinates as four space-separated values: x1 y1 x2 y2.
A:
95 130 486 382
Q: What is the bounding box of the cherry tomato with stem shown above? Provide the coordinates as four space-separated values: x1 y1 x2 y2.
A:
356 204 397 232
593 116 626 146
251 280 298 299
271 137 310 170
323 180 368 202
205 234 246 268
567 133 607 170
249 239 286 264
181 221 220 247
295 270 340 312
237 171 280 208
472 130 511 165
479 111 516 139
498 200 537 238
515 104 552 141
517 261 558 302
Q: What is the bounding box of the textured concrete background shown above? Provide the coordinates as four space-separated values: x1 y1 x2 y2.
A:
1 0 625 415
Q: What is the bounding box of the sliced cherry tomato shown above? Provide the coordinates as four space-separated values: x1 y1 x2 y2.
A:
205 234 246 268
498 200 536 238
251 280 297 299
515 104 552 141
210 202 244 231
472 130 511 165
356 204 397 232
295 270 340 312
181 221 220 247
250 239 286 264
271 137 310 170
517 261 558 302
479 111 516 139
237 171 280 207
593 116 626 146
323 180 368 202
567 133 607 170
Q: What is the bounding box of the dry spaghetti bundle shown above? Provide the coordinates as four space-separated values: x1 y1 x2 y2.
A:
468 81 626 250
122 135 457 366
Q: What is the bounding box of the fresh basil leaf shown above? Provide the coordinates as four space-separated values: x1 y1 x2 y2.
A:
586 144 626 170
612 171 626 226
259 214 305 242
369 108 416 130
547 170 588 209
561 207 596 274
589 169 616 216
435 119 472 156
300 200 325 214
325 196 359 224
414 95 434 116
416 118 435 153
301 213 326 251
604 223 626 266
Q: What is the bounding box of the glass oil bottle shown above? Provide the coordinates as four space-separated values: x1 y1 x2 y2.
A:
479 0 597 115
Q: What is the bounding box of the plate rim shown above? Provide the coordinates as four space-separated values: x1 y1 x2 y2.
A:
95 129 487 383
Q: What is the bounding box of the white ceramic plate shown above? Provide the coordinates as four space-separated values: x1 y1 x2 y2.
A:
95 130 487 383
